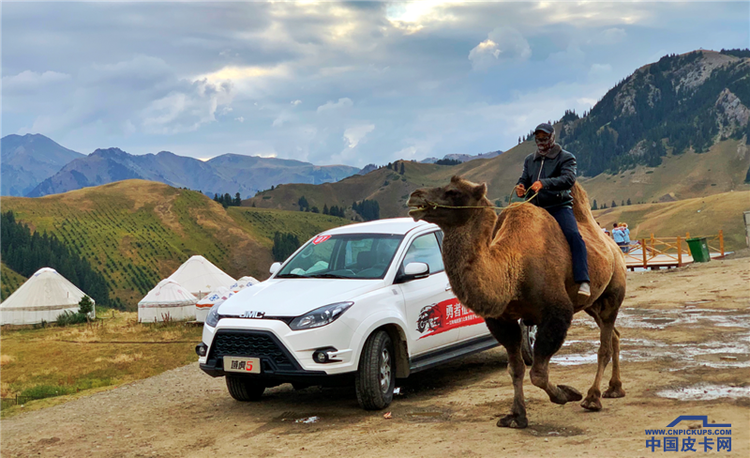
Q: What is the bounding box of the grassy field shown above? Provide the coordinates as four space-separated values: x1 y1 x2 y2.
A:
0 309 202 418
593 190 750 251
1 180 351 307
227 206 351 245
1 264 26 301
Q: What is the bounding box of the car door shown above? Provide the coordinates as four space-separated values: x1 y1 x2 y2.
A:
396 231 460 356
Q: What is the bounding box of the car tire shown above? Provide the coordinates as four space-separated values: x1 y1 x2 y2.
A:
521 322 536 367
355 330 395 410
226 376 265 402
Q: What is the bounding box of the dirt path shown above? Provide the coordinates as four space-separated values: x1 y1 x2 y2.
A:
2 257 749 458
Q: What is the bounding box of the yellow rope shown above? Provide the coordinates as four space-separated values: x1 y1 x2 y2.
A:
419 187 539 212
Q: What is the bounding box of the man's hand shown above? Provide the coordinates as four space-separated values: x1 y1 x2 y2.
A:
515 183 526 197
530 180 543 193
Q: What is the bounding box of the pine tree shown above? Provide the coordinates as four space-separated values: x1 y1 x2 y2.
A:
234 192 242 206
323 204 329 215
626 198 632 205
611 200 617 208
400 162 405 174
592 199 598 210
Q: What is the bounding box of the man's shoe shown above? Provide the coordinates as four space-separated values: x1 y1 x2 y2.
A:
578 282 591 297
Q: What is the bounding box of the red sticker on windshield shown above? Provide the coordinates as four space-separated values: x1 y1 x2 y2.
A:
312 235 331 245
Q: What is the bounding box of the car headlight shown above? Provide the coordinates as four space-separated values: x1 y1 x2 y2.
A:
205 303 221 327
289 302 353 331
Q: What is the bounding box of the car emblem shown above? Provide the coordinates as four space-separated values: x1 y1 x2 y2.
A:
241 311 265 318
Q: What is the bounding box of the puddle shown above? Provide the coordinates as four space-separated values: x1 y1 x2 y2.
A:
573 307 750 331
553 337 750 369
657 384 750 401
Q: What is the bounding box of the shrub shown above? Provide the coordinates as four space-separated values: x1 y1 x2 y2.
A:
55 310 88 327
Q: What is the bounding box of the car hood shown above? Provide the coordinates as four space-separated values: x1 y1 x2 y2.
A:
217 278 385 317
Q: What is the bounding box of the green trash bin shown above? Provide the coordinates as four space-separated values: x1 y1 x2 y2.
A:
686 237 711 262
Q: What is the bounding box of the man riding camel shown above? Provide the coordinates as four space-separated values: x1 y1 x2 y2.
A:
515 123 591 297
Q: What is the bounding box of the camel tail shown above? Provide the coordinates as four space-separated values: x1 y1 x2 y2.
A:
570 182 595 224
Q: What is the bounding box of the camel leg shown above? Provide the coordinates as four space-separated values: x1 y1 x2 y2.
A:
485 318 528 428
603 327 626 398
580 307 613 411
529 306 583 404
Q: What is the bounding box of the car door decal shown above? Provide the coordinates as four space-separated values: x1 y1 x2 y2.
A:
417 298 484 339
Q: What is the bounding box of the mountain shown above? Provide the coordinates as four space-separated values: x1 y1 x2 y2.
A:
27 147 360 198
421 150 502 164
2 180 349 307
246 49 750 223
205 154 360 191
1 134 84 196
559 49 750 175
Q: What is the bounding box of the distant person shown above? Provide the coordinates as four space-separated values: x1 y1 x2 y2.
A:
620 223 631 253
613 223 628 253
515 123 590 297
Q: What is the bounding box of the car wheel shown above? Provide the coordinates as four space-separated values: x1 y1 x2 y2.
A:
520 322 536 366
355 330 395 410
226 375 265 402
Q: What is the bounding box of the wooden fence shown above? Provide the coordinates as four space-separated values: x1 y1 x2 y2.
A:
621 230 724 270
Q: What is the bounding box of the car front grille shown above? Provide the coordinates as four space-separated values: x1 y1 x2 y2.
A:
210 331 296 371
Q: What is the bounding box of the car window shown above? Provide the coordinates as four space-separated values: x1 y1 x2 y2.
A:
277 234 403 279
401 233 444 274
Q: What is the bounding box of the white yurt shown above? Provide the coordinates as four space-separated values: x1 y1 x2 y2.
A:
138 279 197 322
195 286 234 323
167 255 235 299
229 276 260 293
0 267 95 325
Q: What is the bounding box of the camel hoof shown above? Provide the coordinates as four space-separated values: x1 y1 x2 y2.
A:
497 414 528 429
580 397 602 411
603 386 626 398
550 385 583 404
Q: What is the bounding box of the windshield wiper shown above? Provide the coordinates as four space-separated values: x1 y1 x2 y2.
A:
275 273 308 278
307 273 351 279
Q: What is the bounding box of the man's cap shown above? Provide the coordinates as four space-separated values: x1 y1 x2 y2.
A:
534 123 554 135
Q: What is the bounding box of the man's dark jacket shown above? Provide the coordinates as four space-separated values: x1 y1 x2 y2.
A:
516 144 577 209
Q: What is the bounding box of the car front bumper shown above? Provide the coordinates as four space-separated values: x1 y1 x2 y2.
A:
198 318 358 382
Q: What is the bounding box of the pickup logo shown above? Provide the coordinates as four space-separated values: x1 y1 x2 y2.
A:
241 311 265 318
417 298 484 339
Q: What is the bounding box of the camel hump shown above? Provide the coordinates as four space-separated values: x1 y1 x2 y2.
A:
570 182 593 223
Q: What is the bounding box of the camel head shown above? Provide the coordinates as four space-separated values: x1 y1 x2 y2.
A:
407 176 490 227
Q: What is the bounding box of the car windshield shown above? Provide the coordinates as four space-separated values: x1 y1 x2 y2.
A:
276 233 403 280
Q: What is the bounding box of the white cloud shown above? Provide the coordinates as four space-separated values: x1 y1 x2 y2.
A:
235 116 245 123
469 28 531 71
291 100 302 106
2 70 71 94
600 28 626 44
343 124 375 148
272 112 292 127
140 78 234 134
317 97 353 113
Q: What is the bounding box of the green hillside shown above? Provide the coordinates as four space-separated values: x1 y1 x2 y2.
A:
1 263 26 301
593 190 750 251
227 206 350 243
1 180 350 308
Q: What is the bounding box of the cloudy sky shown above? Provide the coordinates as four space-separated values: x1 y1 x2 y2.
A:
3 1 748 167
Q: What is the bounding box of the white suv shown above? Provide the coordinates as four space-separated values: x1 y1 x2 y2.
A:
197 218 497 410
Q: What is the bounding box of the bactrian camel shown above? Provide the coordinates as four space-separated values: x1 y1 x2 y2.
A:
407 176 627 428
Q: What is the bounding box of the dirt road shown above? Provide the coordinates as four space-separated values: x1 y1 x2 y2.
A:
2 257 749 458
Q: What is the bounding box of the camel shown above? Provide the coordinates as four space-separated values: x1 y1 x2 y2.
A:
407 176 627 428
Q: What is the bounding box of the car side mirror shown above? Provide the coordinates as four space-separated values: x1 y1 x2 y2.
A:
269 262 281 275
399 262 430 282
